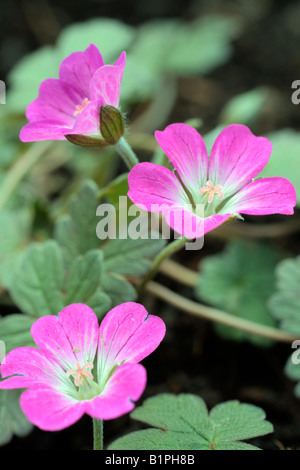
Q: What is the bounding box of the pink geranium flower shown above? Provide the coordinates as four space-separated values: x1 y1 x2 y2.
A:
20 44 126 143
128 123 296 238
0 303 165 431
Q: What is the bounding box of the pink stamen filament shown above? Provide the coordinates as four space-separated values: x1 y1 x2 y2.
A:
74 98 90 116
199 180 224 204
66 361 94 387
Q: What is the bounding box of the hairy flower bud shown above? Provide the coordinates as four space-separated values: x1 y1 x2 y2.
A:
100 105 125 145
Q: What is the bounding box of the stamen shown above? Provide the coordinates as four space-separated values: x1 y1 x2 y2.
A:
74 98 90 116
199 180 224 204
66 361 94 387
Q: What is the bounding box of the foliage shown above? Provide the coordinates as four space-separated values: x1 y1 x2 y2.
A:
195 240 281 346
109 393 273 450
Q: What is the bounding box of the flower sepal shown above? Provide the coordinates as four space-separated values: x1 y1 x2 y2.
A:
65 133 110 148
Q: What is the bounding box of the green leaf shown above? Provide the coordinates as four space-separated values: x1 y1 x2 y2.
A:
9 240 65 317
284 354 300 399
165 15 242 75
268 256 300 335
0 389 33 446
0 314 35 352
57 18 135 63
103 236 166 276
108 393 273 450
195 240 280 346
9 240 111 318
259 128 300 206
7 46 59 112
55 180 100 267
0 208 32 289
219 87 274 126
101 273 136 307
65 250 111 317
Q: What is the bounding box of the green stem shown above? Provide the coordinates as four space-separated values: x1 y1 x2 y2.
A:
115 136 139 170
145 281 298 343
93 418 104 450
137 237 188 295
0 141 52 211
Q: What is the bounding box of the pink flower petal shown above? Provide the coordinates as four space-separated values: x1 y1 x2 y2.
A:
19 120 72 142
25 78 83 125
155 123 208 200
59 44 104 97
165 208 232 239
222 177 297 215
20 385 85 431
128 162 189 211
70 100 103 136
208 124 273 195
99 302 166 366
86 363 146 420
89 52 126 107
0 347 59 388
31 304 99 369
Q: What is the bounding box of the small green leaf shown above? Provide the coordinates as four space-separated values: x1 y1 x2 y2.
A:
65 250 111 317
268 256 300 335
0 208 32 289
219 87 274 126
0 389 33 446
0 314 35 352
259 128 300 206
57 18 135 63
103 236 166 276
102 273 136 307
195 240 280 346
108 393 273 450
55 180 100 267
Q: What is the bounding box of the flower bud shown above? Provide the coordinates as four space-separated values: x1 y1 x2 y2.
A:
100 105 125 145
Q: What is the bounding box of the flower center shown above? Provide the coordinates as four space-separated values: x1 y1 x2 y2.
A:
66 361 94 387
74 98 90 116
199 180 224 204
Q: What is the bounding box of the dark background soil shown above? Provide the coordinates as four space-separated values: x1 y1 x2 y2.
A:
2 0 300 450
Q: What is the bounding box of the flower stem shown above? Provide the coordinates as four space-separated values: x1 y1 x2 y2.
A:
93 418 104 450
115 136 139 170
0 141 52 211
137 237 188 295
144 280 298 343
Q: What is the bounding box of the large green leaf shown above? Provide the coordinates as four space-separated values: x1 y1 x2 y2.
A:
54 180 100 267
103 236 166 276
9 240 65 317
108 393 273 450
9 240 111 318
0 390 33 446
195 240 280 345
0 208 32 289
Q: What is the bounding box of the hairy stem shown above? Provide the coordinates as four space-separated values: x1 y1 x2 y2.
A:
93 418 104 450
144 281 297 343
115 136 140 170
